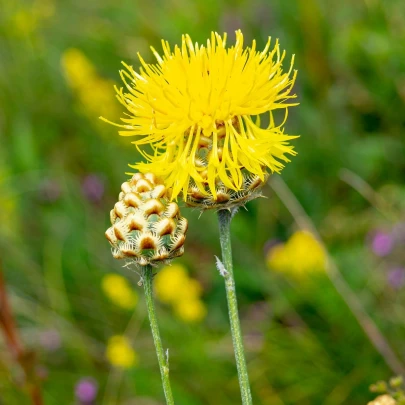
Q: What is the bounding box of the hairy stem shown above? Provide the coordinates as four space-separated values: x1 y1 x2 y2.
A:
142 265 175 405
217 209 253 405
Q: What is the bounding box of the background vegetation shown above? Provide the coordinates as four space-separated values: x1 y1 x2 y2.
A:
1 0 405 404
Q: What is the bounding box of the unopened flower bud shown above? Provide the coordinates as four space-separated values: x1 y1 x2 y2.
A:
105 173 188 266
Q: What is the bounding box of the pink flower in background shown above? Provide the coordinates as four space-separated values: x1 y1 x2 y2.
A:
81 174 105 202
371 231 393 257
75 378 98 404
387 267 405 289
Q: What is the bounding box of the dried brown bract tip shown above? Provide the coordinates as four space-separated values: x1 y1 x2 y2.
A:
182 125 270 210
106 173 188 266
186 168 269 210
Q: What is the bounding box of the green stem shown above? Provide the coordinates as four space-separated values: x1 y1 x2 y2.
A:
217 209 253 405
142 265 175 405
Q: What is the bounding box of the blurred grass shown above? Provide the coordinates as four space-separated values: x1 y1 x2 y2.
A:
1 0 405 403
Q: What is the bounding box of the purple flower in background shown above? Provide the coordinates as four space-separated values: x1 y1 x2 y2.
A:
39 329 61 352
371 231 393 257
81 174 104 202
387 267 405 289
75 378 98 404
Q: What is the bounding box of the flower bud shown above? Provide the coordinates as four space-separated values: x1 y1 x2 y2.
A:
105 173 188 266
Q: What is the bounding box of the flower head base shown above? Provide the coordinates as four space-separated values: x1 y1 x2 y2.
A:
102 30 298 206
186 156 270 209
105 173 188 266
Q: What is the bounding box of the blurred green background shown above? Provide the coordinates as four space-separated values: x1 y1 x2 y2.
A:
1 0 405 404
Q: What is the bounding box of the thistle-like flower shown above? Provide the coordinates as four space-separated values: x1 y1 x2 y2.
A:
105 173 188 266
102 30 298 208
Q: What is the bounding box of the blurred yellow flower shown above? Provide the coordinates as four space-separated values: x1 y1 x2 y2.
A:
106 335 137 369
173 299 207 323
62 49 121 124
33 0 55 19
12 10 38 36
101 274 138 310
62 49 95 88
9 0 54 38
154 264 206 323
154 264 201 303
267 231 326 277
102 30 298 200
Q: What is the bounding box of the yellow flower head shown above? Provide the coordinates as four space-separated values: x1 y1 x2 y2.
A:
154 264 207 322
154 264 202 304
62 49 121 123
106 335 137 369
101 274 138 310
173 298 207 323
267 231 326 277
102 30 298 202
62 48 96 89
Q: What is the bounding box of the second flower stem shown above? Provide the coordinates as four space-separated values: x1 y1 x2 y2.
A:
142 265 175 405
217 209 253 405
